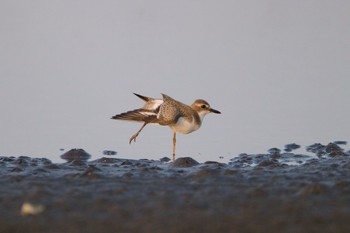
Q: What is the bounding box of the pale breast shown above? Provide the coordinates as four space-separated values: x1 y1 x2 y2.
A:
171 117 201 134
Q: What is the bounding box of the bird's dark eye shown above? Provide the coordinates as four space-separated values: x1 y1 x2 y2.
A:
201 105 206 109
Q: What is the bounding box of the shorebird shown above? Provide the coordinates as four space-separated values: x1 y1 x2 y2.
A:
111 93 221 161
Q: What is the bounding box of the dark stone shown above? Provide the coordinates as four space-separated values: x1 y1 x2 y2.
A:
204 161 225 166
306 143 326 157
102 150 117 156
325 143 343 153
257 159 280 168
333 141 347 145
268 148 281 155
325 143 346 157
173 157 199 167
160 157 171 163
60 149 91 162
13 158 29 166
284 143 301 152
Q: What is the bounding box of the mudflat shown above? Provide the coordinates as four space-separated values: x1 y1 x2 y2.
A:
1 142 350 233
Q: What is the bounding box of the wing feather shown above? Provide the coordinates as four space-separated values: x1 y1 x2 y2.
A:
111 93 163 123
111 109 159 123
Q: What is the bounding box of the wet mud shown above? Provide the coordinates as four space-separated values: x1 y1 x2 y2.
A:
1 142 350 233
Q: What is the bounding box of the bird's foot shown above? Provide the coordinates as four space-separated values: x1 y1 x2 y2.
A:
129 133 139 144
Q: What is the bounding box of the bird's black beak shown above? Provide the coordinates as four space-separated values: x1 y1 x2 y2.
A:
210 108 221 114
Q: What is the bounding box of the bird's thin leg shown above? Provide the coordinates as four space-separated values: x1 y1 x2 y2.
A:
129 122 148 144
172 131 176 161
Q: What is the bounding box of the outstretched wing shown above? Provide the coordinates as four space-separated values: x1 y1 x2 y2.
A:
111 108 159 123
111 93 163 124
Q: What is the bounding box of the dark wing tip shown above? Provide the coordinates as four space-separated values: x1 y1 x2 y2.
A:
133 93 151 102
111 115 120 120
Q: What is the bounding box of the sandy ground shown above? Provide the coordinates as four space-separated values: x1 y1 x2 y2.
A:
1 142 350 233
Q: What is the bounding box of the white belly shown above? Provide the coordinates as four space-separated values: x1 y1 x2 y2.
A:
171 117 200 134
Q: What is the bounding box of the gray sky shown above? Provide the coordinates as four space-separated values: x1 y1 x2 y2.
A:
1 0 350 162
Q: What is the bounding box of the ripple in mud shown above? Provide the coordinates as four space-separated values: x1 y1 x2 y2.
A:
230 151 313 168
93 157 120 164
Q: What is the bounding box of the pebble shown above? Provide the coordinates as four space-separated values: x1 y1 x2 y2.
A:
173 157 199 167
60 149 91 162
102 150 117 156
21 202 45 216
284 143 301 152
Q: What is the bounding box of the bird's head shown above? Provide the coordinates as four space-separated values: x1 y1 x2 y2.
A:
191 99 221 119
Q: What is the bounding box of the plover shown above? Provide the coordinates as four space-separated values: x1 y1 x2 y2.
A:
111 93 221 161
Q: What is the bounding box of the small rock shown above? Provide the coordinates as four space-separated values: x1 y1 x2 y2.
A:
306 143 326 157
268 148 281 155
102 150 117 156
325 143 346 157
326 143 343 152
173 157 199 167
204 161 224 166
21 202 45 216
284 143 301 152
60 149 91 162
333 141 347 145
13 158 29 166
160 157 171 163
257 159 280 168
